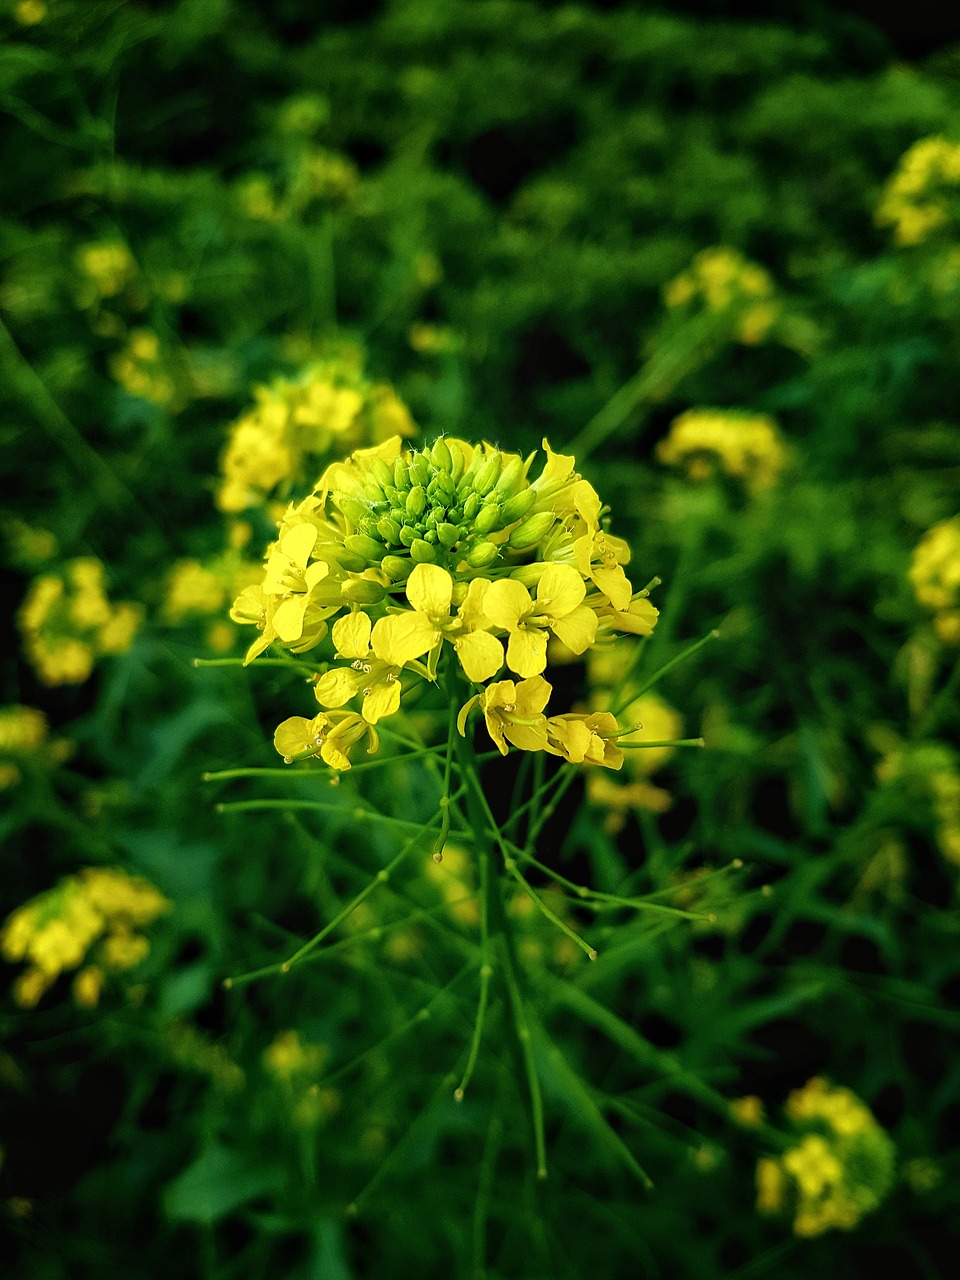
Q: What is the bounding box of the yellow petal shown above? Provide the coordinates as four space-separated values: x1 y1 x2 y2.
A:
407 563 453 617
455 631 504 683
314 667 361 708
457 578 491 628
333 611 371 659
457 694 481 737
592 563 633 612
516 674 553 715
551 603 598 654
281 523 318 570
361 679 401 724
484 579 532 631
537 563 585 618
506 627 547 678
371 610 439 665
274 716 317 759
273 596 307 642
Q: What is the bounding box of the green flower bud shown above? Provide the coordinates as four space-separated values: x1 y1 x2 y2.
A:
447 505 464 524
495 457 525 499
431 437 452 472
381 555 414 582
344 533 384 561
500 488 536 525
341 578 387 605
507 510 555 549
457 454 482 498
409 455 431 487
406 485 427 518
423 529 439 544
393 456 409 490
329 548 367 574
474 502 501 536
338 497 367 527
410 538 437 564
508 562 549 588
462 492 481 520
437 522 460 549
398 524 418 546
378 517 402 544
465 541 499 569
449 441 466 484
369 458 393 490
473 451 502 497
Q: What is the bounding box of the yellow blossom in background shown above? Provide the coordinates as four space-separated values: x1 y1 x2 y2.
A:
424 845 480 927
877 136 960 246
876 739 960 867
756 1077 895 1238
288 148 359 211
216 356 416 515
0 705 71 790
909 515 960 644
1 868 170 1008
110 328 176 405
657 408 786 493
2 517 58 569
14 0 46 25
230 434 658 767
74 241 145 316
18 558 142 686
663 246 780 344
586 644 684 830
263 1030 327 1081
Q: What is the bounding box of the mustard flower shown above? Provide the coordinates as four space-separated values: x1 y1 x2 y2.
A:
877 136 960 246
657 408 786 493
230 435 659 767
909 515 960 645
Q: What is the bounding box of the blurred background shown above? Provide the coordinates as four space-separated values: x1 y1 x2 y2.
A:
2 1 960 1276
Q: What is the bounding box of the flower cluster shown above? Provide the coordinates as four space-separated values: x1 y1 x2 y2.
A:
663 247 779 345
585 644 683 831
909 515 960 644
230 436 658 768
235 148 359 224
110 328 176 405
756 1078 895 1237
262 1030 340 1127
1 867 171 1008
656 408 786 493
216 357 416 515
876 740 960 867
162 554 262 653
18 558 142 686
877 136 960 246
0 705 71 790
75 241 143 310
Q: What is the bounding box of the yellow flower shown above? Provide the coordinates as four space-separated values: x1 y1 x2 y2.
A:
877 136 960 246
273 711 379 770
315 612 404 724
909 515 960 644
371 563 504 682
484 564 596 677
545 711 623 769
663 247 780 344
458 677 552 755
657 408 786 492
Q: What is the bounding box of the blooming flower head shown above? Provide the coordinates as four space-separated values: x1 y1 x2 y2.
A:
657 408 786 493
216 355 415 515
663 247 779 345
0 705 71 790
231 435 658 767
0 867 170 1008
18 559 142 686
756 1078 895 1238
877 136 960 246
909 515 960 645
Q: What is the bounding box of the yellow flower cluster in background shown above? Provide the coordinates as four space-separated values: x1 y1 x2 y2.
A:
877 136 960 246
656 408 787 493
216 356 416 515
18 558 141 686
230 435 659 768
585 642 684 830
262 1030 340 1127
110 328 176 405
1 867 170 1009
0 705 71 790
162 554 262 653
876 739 960 867
75 241 144 312
235 147 359 224
909 515 960 644
663 246 780 344
756 1077 895 1238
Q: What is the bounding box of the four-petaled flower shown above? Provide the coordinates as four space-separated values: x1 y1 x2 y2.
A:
314 612 403 724
274 709 379 770
483 564 597 678
457 676 552 755
546 712 623 770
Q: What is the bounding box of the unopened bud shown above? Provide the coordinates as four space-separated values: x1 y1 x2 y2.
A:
410 539 437 564
473 451 502 497
430 437 452 472
368 458 393 489
508 511 555 549
398 524 418 546
437 522 460 549
393 456 409 489
465 541 499 569
381 555 414 582
495 457 524 499
462 492 481 520
344 533 384 561
500 488 536 525
378 517 402 544
406 485 427 518
341 578 387 605
474 502 501 535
